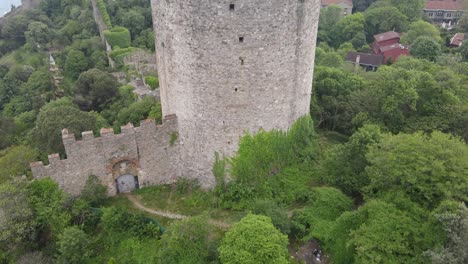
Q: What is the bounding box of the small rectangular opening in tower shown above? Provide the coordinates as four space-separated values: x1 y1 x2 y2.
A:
229 4 235 10
239 57 244 65
239 36 244 43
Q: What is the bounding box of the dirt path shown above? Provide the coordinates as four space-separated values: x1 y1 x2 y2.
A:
126 194 186 219
125 194 231 229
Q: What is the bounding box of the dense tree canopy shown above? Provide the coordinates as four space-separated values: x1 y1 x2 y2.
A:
73 68 119 111
410 36 442 62
365 131 468 208
219 214 290 264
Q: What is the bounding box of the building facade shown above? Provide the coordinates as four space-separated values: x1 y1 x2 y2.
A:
31 0 321 195
424 0 464 28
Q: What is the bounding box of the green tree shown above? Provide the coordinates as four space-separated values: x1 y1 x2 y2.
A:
116 96 156 126
353 0 379 12
365 131 468 208
425 201 468 264
65 49 88 79
325 199 439 264
1 15 31 46
329 13 366 48
26 178 71 239
321 125 383 196
74 68 119 111
31 100 96 154
364 6 408 39
400 20 442 44
25 21 50 48
158 215 214 264
410 36 442 62
79 175 107 207
292 187 353 240
319 5 343 32
218 214 289 264
120 9 146 38
460 43 468 62
351 200 437 263
22 70 52 95
57 226 91 264
0 146 38 183
312 66 365 133
0 179 36 247
388 0 426 21
0 117 16 149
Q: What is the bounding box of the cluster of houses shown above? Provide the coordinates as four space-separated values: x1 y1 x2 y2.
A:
320 0 466 71
346 31 409 71
321 0 465 27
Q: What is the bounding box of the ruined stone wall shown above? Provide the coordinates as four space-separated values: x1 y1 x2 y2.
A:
31 116 179 196
152 0 320 187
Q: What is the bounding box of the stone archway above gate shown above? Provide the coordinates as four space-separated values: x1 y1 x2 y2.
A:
110 158 139 180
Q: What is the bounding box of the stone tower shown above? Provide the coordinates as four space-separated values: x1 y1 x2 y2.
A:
30 1 320 195
152 0 320 187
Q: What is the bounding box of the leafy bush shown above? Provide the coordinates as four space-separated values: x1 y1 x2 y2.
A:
291 187 353 240
100 207 161 238
79 175 107 207
158 215 215 264
144 76 159 90
219 214 289 264
116 96 156 126
219 115 318 209
251 200 291 234
57 226 91 264
104 27 131 48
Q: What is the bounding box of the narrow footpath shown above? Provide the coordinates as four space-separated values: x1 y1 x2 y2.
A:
125 194 231 229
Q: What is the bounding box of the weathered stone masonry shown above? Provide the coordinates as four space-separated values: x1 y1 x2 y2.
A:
30 115 180 195
31 0 320 194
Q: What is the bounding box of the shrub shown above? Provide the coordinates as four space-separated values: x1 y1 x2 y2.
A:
79 175 107 207
96 0 112 28
104 27 131 49
144 76 159 90
219 214 289 264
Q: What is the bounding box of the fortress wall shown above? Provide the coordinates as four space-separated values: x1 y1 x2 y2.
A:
152 0 320 187
136 114 180 186
30 116 180 196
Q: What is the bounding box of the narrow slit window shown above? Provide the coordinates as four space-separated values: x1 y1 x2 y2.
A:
239 36 244 43
229 4 235 11
239 57 244 65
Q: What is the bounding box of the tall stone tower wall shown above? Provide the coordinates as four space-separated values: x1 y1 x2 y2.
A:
153 0 320 186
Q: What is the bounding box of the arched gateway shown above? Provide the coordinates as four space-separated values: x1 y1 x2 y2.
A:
112 160 140 194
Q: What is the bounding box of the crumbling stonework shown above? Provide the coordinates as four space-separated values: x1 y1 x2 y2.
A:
31 115 180 195
31 0 320 195
153 0 320 187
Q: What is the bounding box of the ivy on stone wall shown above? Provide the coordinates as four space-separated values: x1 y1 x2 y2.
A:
96 0 112 28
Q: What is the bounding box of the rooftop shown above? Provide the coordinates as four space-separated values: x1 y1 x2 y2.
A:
346 52 384 66
374 31 401 43
450 33 465 47
425 0 464 11
379 43 409 52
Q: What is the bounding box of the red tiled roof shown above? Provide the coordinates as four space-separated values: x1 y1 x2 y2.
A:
379 43 409 52
451 33 464 47
425 0 464 11
321 0 353 6
374 31 401 43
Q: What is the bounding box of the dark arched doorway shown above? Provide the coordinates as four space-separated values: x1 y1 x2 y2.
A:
116 174 139 193
111 159 140 194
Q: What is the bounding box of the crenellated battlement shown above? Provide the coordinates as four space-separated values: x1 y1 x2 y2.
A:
30 115 180 195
